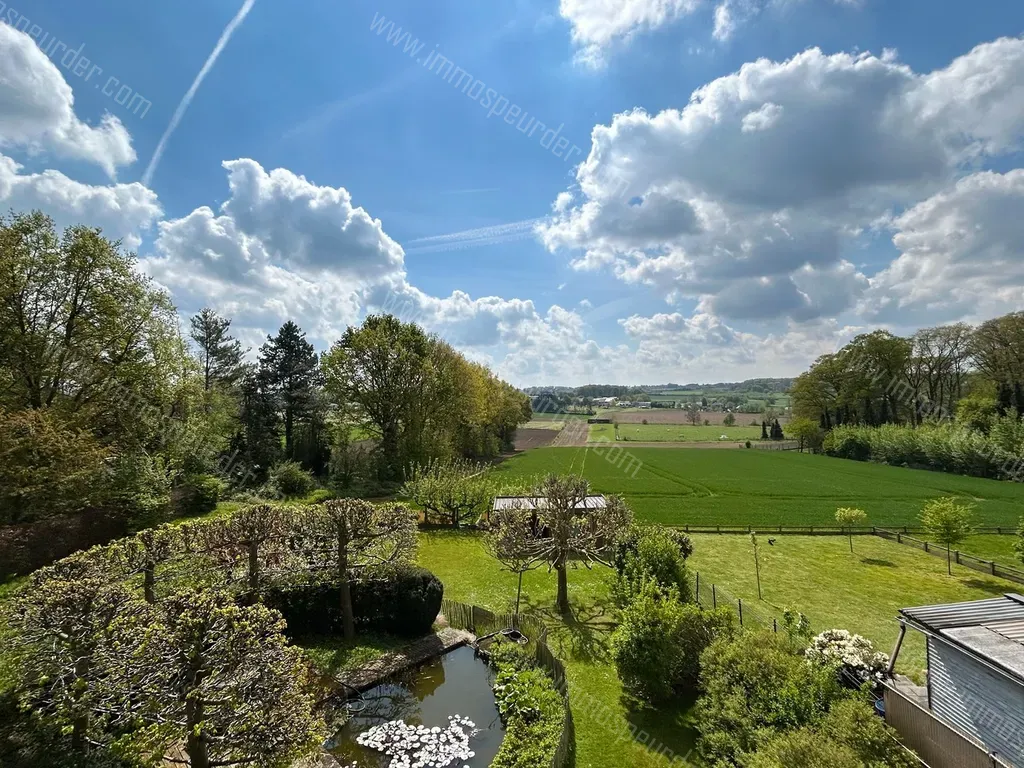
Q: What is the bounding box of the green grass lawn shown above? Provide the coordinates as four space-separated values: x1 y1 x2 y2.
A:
417 530 699 768
491 447 1024 529
616 424 763 442
686 534 1020 679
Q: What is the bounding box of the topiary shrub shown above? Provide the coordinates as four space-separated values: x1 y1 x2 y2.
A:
267 461 316 498
264 565 442 638
175 474 222 517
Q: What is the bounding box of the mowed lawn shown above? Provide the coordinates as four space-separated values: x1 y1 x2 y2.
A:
417 531 699 768
492 447 1024 529
686 534 1021 679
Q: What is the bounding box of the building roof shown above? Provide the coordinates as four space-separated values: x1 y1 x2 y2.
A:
492 495 607 511
901 594 1024 684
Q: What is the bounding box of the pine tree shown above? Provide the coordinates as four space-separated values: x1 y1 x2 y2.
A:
190 308 245 391
259 322 321 460
232 366 281 483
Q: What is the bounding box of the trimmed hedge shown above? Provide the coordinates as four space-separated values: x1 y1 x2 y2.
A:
264 565 443 638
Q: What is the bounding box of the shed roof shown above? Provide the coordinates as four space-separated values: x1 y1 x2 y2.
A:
492 495 607 511
901 594 1024 685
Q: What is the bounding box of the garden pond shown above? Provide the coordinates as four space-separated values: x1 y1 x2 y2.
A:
327 645 505 768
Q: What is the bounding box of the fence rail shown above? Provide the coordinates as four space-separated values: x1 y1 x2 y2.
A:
439 599 574 768
883 684 1013 768
874 529 1024 586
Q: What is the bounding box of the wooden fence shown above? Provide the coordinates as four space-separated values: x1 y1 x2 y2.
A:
672 524 1016 535
875 529 1024 586
883 684 1013 768
439 599 574 768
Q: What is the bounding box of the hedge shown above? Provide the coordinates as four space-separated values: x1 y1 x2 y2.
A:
264 565 443 638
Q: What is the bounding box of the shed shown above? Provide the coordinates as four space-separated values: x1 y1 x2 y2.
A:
893 593 1024 765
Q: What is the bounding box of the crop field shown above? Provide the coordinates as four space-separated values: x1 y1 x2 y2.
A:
601 409 785 426
687 534 1020 678
491 447 1024 528
606 424 763 442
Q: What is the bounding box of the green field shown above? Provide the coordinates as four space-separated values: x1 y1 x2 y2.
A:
492 447 1024 528
687 534 1020 679
597 424 763 442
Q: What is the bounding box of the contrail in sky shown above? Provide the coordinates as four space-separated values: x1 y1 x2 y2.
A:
142 0 257 186
404 218 544 254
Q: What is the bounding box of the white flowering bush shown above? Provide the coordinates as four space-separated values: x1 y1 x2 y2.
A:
805 629 889 683
351 715 478 768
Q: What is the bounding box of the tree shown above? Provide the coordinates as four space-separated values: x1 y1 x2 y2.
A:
323 315 433 481
259 321 320 460
686 405 702 426
722 412 736 426
232 366 282 484
189 308 245 392
788 417 821 453
920 497 974 574
122 590 322 768
834 507 867 553
611 525 691 606
403 459 494 528
485 502 545 614
761 421 769 440
495 475 632 614
0 407 112 525
13 557 147 752
305 499 418 639
200 504 285 599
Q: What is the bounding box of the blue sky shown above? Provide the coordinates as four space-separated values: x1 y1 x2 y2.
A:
2 0 1024 385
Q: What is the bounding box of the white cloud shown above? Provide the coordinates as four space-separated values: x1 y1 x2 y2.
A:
0 154 160 248
865 170 1024 323
560 0 702 66
0 24 135 177
541 38 1024 324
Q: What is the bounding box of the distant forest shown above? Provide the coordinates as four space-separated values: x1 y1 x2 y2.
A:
522 378 795 398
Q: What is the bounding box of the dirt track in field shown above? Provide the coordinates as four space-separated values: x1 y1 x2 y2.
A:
585 440 747 449
513 428 560 451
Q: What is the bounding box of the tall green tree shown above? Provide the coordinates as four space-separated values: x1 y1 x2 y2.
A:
323 314 433 481
189 308 245 391
259 321 320 460
920 497 974 574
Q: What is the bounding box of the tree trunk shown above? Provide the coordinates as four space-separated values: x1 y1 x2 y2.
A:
515 572 524 615
556 563 569 614
947 547 952 575
144 563 156 604
339 535 355 640
186 648 210 768
71 655 90 752
248 542 260 600
848 534 854 554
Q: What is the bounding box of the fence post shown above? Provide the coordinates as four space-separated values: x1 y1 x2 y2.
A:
695 572 700 605
897 532 902 544
924 541 929 552
955 550 960 565
738 598 743 627
712 584 717 609
992 561 997 576
773 618 777 633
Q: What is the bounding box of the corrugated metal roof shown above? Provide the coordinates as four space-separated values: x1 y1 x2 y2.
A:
986 618 1024 643
492 495 607 511
900 594 1024 632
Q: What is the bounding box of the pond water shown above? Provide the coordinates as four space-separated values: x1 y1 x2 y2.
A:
327 645 505 768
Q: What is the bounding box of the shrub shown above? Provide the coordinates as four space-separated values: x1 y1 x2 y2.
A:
611 583 734 702
805 629 888 685
264 565 443 638
696 631 845 765
819 698 918 766
489 642 565 768
267 461 316 498
745 440 752 449
175 474 222 517
613 525 692 605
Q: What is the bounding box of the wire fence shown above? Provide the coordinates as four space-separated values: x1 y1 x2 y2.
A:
439 599 574 768
690 571 781 632
671 524 1017 535
874 529 1024 586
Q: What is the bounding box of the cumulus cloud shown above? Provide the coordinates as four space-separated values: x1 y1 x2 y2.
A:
0 154 161 247
0 24 135 177
560 0 702 66
865 170 1024 323
541 38 1024 324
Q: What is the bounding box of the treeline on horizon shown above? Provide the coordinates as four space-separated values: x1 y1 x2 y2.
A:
790 315 1024 480
0 211 531 537
523 378 795 399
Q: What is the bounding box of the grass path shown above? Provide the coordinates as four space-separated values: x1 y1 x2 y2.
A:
687 534 1020 679
416 530 699 768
